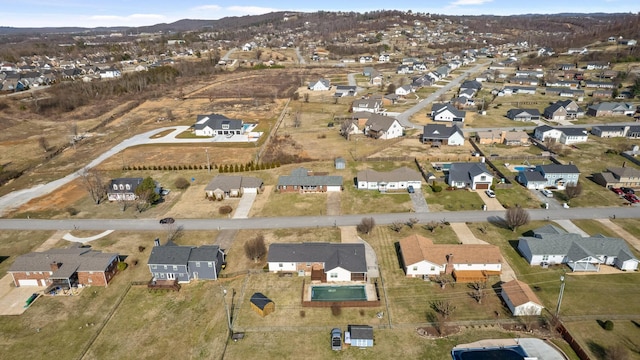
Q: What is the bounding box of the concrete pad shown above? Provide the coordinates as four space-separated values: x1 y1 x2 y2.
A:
554 220 589 237
0 275 44 315
63 230 114 243
233 193 256 219
596 218 640 252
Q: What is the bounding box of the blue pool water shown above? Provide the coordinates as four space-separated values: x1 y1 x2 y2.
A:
514 166 534 172
311 285 367 301
452 345 528 360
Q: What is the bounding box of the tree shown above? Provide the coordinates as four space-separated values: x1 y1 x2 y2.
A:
38 136 49 153
244 234 267 263
303 93 309 103
79 168 107 205
468 281 487 304
406 218 419 228
386 83 396 94
174 177 190 190
543 137 561 153
431 299 456 319
504 206 530 232
423 220 440 233
340 120 352 139
166 223 183 243
293 111 302 127
605 344 630 360
389 221 404 232
564 182 583 203
357 217 375 234
135 177 160 204
434 274 453 289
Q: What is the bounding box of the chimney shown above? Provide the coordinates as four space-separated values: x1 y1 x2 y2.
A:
154 238 160 247
445 254 454 275
50 262 60 271
622 161 626 168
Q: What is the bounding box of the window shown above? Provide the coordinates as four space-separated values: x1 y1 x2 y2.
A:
330 273 338 278
172 265 178 271
542 255 549 261
480 175 486 181
279 263 283 268
163 265 167 270
430 266 435 271
196 262 200 267
119 184 124 190
208 262 213 267
306 262 311 267
412 266 418 271
26 272 30 276
152 265 157 269
89 271 94 274
113 184 118 190
88 278 93 283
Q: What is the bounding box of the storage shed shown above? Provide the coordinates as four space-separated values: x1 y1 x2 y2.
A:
345 325 374 347
250 292 275 317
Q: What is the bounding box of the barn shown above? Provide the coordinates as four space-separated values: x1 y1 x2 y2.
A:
250 292 275 317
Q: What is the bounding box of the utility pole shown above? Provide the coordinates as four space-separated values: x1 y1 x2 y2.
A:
555 274 566 320
221 287 232 333
205 148 211 173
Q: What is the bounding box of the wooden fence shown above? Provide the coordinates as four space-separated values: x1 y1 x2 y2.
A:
555 321 592 360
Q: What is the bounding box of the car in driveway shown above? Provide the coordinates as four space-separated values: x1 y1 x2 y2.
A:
331 328 342 351
485 189 496 198
541 189 554 198
159 217 175 224
621 187 635 195
624 194 640 203
611 187 624 195
407 185 415 193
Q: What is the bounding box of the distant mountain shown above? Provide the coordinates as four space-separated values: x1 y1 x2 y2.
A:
0 12 289 36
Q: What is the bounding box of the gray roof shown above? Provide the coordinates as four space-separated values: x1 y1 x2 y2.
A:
349 325 374 340
507 108 540 118
448 162 491 183
536 164 580 175
148 243 221 266
267 243 367 273
277 168 343 187
588 102 633 111
365 114 399 132
519 169 546 183
109 178 143 193
533 224 567 237
422 124 463 139
560 127 588 137
521 230 637 261
9 247 118 273
357 167 422 183
432 103 466 119
204 175 263 192
194 113 243 131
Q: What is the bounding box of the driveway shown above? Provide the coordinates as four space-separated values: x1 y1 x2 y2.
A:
340 226 379 279
476 190 504 211
410 188 429 212
0 275 44 315
553 219 589 237
596 218 640 252
233 193 256 219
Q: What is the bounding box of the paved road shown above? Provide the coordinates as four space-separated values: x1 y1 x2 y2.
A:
1 207 637 232
396 61 490 129
294 47 306 65
221 48 237 61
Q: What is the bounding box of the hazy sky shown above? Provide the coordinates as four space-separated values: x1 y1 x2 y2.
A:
2 0 638 28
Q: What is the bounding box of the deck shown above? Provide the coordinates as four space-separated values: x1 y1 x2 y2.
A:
147 279 180 291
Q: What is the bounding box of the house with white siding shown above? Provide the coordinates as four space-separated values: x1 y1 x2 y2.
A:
356 167 422 192
501 280 545 316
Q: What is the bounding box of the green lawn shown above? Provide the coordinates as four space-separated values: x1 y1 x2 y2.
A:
422 186 486 212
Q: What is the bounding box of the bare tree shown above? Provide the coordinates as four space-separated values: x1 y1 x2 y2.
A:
389 221 404 232
543 137 561 153
605 344 630 360
340 120 353 139
166 224 184 243
406 218 419 228
564 182 583 204
116 197 133 212
433 274 453 289
423 220 440 233
244 234 267 263
519 306 541 332
293 111 302 128
79 168 107 205
303 93 309 103
431 299 456 319
357 217 376 234
135 191 152 213
505 206 530 232
468 281 487 304
38 136 49 153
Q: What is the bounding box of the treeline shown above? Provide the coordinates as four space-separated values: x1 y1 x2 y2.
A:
121 161 280 172
31 66 179 114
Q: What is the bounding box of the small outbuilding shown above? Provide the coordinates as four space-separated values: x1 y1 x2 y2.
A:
500 280 544 316
250 292 275 317
345 325 374 347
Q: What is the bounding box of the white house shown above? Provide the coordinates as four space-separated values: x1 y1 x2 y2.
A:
356 167 422 192
364 114 403 140
517 225 639 272
308 78 331 91
501 280 545 316
267 243 368 282
395 85 413 97
447 162 494 190
398 234 502 281
431 103 466 123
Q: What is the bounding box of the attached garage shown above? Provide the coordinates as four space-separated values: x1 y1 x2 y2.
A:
18 279 39 286
475 183 490 190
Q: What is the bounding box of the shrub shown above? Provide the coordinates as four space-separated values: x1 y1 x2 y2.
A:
117 262 128 271
331 302 342 316
603 320 614 331
66 207 79 216
174 177 190 190
138 246 146 252
219 205 233 215
299 310 306 318
432 184 443 192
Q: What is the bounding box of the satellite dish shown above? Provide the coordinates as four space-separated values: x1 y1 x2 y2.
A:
633 145 639 152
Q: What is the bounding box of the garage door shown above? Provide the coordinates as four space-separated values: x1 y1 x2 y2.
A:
18 279 39 286
476 183 490 190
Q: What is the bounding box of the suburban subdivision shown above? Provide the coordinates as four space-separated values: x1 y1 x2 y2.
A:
0 9 639 360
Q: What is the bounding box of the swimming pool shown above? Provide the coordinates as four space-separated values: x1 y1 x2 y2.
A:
311 285 367 301
514 166 534 172
451 345 528 360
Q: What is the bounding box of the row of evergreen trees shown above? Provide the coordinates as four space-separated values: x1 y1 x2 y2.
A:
121 161 280 172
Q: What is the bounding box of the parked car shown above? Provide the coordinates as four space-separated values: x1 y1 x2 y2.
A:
541 189 554 198
611 188 624 195
485 189 496 198
331 328 342 351
621 187 635 195
407 185 415 193
159 217 175 224
624 194 640 203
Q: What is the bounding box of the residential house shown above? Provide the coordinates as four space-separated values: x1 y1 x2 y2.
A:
396 64 413 75
267 243 368 282
618 39 637 46
591 125 627 138
431 103 466 123
517 226 639 272
148 241 225 283
497 86 537 96
277 168 343 193
308 78 331 91
194 113 243 137
398 234 502 282
517 164 580 190
584 80 615 89
334 85 357 97
459 80 482 93
503 131 531 146
345 325 374 348
204 175 263 200
501 280 544 316
592 167 640 189
107 178 144 201
395 85 413 97
543 100 584 121
586 102 635 117
356 167 422 192
351 98 383 114
545 87 584 98
533 125 588 145
364 114 403 139
378 54 390 62
9 245 119 288
592 89 613 99
422 124 465 146
370 72 383 86
475 129 504 145
586 62 609 70
446 162 494 190
506 109 540 122
99 66 121 79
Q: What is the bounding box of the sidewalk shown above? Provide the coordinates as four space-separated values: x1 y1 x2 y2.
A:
596 218 640 252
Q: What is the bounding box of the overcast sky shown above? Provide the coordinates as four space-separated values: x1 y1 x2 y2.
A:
2 0 638 28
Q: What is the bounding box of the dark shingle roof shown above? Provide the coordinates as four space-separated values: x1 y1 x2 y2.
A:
349 325 373 340
194 113 243 131
9 247 118 273
250 292 273 310
267 243 367 273
148 243 221 266
448 162 491 184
